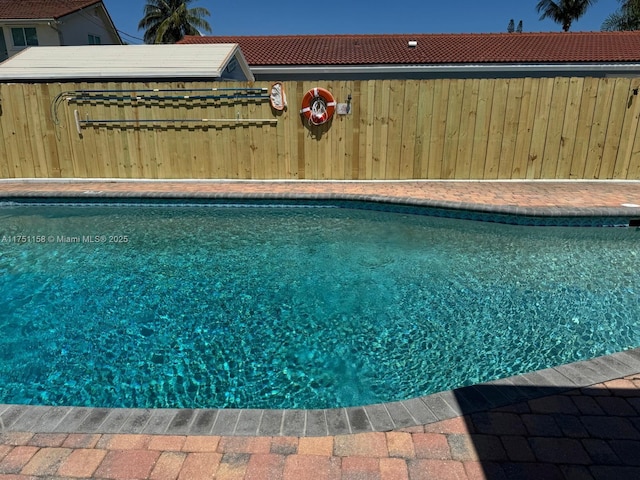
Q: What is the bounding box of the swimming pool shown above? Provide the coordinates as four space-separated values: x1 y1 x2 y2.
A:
1 200 639 409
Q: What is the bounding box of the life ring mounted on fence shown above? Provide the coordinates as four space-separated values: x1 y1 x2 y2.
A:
300 87 336 126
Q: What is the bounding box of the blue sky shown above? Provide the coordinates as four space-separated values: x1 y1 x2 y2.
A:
103 0 622 44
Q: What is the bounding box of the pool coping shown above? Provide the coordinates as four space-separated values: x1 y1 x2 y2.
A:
1 186 639 437
2 349 640 437
2 188 640 219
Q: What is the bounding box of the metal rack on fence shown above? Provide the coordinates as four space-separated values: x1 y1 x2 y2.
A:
73 110 278 134
52 87 273 132
65 87 271 103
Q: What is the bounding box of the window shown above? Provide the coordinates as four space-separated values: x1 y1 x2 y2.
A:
88 34 101 45
11 27 38 47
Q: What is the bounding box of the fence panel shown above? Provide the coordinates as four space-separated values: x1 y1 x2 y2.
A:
0 78 639 179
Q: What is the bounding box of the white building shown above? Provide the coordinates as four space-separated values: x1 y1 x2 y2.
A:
0 0 122 62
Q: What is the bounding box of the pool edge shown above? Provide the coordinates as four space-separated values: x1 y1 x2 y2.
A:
2 348 639 437
1 191 639 225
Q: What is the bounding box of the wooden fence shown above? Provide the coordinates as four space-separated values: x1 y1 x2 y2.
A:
1 77 639 179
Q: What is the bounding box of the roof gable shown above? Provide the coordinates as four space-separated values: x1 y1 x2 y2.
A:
179 32 640 65
0 0 101 20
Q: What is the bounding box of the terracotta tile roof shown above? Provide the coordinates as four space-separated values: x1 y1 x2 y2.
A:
179 32 640 65
0 0 101 20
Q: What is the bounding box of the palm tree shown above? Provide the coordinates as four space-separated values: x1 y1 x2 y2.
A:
138 0 212 44
536 0 598 32
602 0 640 30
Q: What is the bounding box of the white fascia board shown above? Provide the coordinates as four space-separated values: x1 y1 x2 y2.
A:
0 18 55 24
0 70 223 80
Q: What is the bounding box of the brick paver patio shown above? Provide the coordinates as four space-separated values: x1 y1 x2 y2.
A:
1 374 640 479
1 179 640 479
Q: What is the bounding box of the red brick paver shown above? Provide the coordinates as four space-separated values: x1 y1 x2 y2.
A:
244 453 285 480
94 450 159 479
379 457 409 480
57 448 107 478
177 452 222 479
20 448 71 476
96 434 151 450
0 446 39 474
334 433 388 458
182 436 219 453
413 433 452 460
283 455 341 480
149 451 187 480
62 434 102 449
297 437 333 456
385 432 415 459
27 434 68 448
407 459 468 480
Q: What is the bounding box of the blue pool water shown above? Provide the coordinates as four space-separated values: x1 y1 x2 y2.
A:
0 201 639 409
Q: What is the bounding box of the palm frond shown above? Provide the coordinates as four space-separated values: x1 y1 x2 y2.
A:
536 0 597 31
138 0 211 44
601 0 640 30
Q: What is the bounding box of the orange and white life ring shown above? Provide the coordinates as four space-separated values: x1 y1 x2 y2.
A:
300 87 336 125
